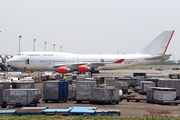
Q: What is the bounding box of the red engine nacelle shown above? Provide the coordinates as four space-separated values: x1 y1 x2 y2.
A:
78 65 91 72
58 67 71 73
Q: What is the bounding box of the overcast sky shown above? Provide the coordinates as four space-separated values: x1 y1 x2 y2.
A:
0 0 180 60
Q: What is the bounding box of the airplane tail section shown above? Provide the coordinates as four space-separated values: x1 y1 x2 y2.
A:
138 30 175 55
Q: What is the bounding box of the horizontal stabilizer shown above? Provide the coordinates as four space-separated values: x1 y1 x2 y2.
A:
145 54 171 60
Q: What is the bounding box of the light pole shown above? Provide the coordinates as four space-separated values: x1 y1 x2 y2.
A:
19 35 22 53
53 44 56 52
33 39 36 52
60 46 62 52
44 42 47 51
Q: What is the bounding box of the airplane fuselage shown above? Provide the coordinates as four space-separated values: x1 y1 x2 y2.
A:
7 52 162 71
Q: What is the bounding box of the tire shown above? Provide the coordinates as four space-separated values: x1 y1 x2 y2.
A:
127 99 130 102
45 100 48 103
116 101 119 104
2 102 7 108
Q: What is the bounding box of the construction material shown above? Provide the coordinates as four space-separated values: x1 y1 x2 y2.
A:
43 81 68 103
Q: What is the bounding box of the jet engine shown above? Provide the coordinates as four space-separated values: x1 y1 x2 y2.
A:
58 67 71 73
78 65 91 72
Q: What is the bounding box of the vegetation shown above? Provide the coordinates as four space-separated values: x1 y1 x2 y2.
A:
122 60 180 70
148 60 180 65
0 115 179 120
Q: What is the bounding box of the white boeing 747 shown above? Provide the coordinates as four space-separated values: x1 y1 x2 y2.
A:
7 31 174 73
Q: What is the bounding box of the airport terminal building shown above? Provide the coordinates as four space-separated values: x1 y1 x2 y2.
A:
0 54 13 71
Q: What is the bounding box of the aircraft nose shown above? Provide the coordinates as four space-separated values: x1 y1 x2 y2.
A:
6 59 11 65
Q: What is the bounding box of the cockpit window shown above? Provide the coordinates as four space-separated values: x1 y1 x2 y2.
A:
17 54 21 56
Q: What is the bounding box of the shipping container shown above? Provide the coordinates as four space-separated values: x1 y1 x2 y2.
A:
106 79 117 86
169 74 180 79
43 81 68 103
147 87 176 102
3 89 42 107
0 82 10 103
116 77 137 88
76 81 96 103
68 84 76 100
93 76 104 84
76 74 91 81
140 81 155 94
133 73 146 77
116 82 128 93
145 78 159 87
136 76 145 85
158 79 180 99
91 86 120 104
12 82 35 89
85 78 96 81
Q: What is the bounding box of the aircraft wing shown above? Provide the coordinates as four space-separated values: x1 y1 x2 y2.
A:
145 54 172 60
53 62 107 68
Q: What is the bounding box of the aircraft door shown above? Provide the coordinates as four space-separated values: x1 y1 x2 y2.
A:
100 59 104 62
25 59 29 64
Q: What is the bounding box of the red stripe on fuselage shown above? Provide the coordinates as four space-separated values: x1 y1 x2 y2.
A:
114 59 125 63
164 30 175 54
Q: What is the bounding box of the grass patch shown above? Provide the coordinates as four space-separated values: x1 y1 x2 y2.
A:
122 65 180 70
0 115 179 120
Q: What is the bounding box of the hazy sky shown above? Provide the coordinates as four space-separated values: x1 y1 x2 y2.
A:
0 0 180 60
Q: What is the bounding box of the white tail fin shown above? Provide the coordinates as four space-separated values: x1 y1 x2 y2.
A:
138 30 175 55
